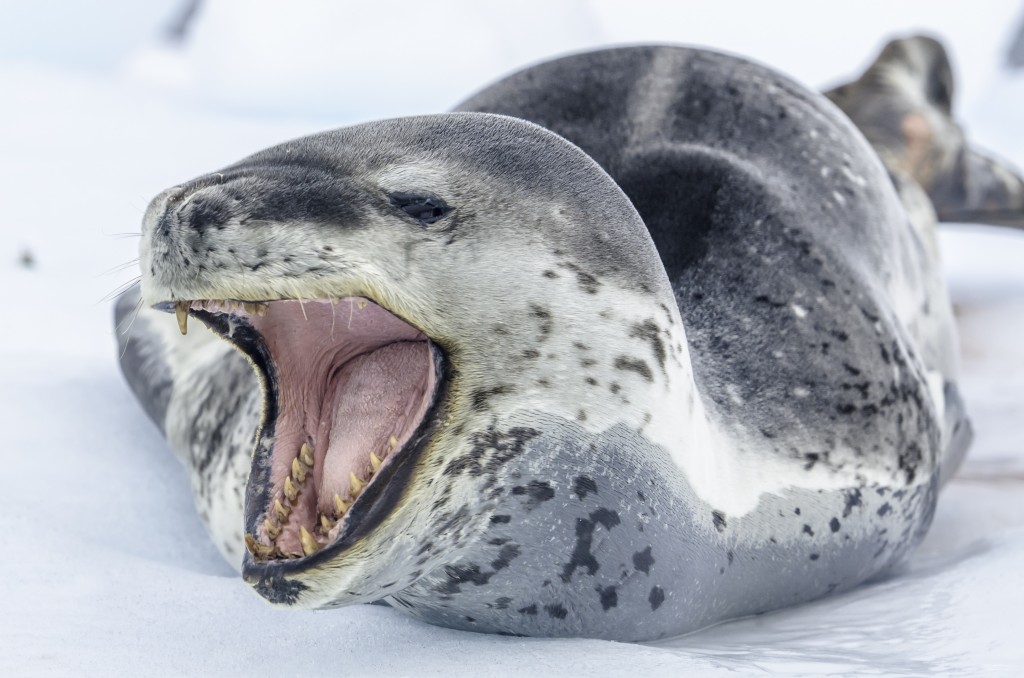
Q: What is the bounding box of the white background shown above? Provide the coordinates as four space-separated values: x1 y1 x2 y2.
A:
1 1 1023 675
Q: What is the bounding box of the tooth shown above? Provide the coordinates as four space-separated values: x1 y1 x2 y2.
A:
255 303 269 316
370 451 382 473
175 301 189 335
274 499 290 520
320 515 335 532
349 472 365 495
300 526 322 556
291 457 308 483
389 435 399 450
264 518 281 540
244 534 275 558
356 300 367 310
300 442 314 467
284 477 299 502
334 494 349 515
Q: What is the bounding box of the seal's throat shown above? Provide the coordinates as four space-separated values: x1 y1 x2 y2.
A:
171 297 438 562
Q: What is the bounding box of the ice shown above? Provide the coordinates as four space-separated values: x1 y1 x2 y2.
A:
1 1 1022 675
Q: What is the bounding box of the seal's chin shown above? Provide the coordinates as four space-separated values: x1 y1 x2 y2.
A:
157 296 443 571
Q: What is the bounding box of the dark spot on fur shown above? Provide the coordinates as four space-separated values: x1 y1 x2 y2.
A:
543 270 558 279
809 553 820 561
614 356 653 382
511 480 554 508
803 524 814 536
250 575 308 605
898 443 923 484
561 508 621 583
490 515 511 524
712 510 727 532
597 585 618 611
877 502 893 517
573 475 598 499
754 294 786 308
490 544 521 571
649 586 665 611
529 304 553 337
830 517 841 533
632 546 654 574
518 604 537 615
842 489 863 518
629 320 667 369
470 384 516 410
545 603 568 620
522 349 540 360
576 271 601 294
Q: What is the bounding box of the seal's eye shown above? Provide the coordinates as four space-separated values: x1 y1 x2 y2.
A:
389 192 451 225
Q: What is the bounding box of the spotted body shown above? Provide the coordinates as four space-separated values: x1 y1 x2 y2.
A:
115 41 1022 640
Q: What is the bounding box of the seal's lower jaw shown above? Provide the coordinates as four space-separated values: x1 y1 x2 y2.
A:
159 296 444 600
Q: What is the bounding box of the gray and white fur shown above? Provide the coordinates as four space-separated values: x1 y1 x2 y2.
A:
115 39 1022 640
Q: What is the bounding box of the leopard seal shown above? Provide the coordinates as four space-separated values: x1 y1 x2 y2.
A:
114 40 1022 641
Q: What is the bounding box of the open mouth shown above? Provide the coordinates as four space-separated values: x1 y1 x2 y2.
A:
159 296 444 568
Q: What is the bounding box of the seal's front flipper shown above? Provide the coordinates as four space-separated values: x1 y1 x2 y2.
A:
825 34 1024 230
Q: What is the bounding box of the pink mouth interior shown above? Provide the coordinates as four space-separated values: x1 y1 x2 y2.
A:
217 298 435 559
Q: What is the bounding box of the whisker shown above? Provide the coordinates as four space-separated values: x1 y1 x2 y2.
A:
99 259 140 276
330 297 338 339
99 276 141 303
289 281 308 320
118 297 145 361
115 295 145 334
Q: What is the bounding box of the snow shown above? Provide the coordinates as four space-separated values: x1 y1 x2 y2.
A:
1 1 1023 675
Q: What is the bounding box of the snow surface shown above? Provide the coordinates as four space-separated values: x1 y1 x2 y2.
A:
2 2 1023 676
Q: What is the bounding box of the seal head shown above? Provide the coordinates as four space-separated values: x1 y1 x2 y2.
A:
138 113 688 614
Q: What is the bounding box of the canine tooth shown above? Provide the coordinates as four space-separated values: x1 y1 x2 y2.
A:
264 518 281 540
175 302 189 335
356 300 367 310
370 451 382 472
244 534 275 558
300 526 322 556
334 494 349 515
274 499 290 520
284 477 300 502
320 515 335 532
389 435 399 450
291 457 308 483
349 472 365 495
300 442 314 467
255 303 268 316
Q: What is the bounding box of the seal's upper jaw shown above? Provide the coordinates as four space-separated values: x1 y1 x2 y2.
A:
160 296 444 578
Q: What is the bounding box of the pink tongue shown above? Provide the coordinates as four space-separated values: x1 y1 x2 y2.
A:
316 341 432 513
